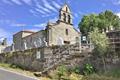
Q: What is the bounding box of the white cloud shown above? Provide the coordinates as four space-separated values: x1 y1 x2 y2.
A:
52 1 61 9
67 0 71 4
0 19 16 25
0 28 10 38
35 1 51 13
74 13 79 18
41 15 50 17
39 6 51 13
0 37 4 41
102 3 106 7
3 0 61 17
2 0 32 5
33 23 46 28
113 0 120 5
29 9 40 17
22 0 32 5
50 17 58 22
35 8 46 14
78 11 84 14
11 0 22 5
73 11 85 19
33 0 61 17
2 0 13 5
11 23 27 27
42 0 57 12
28 28 40 32
0 28 12 45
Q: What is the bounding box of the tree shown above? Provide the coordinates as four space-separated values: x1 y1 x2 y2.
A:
79 14 100 36
99 10 120 29
89 28 109 72
79 10 120 35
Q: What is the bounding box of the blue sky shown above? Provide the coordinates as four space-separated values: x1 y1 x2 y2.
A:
0 0 120 45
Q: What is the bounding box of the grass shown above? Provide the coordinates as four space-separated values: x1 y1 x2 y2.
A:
82 74 120 80
39 68 120 80
103 69 120 78
81 69 120 80
0 63 120 80
0 63 36 78
0 63 11 68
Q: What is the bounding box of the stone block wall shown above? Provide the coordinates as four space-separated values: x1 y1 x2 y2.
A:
0 44 83 72
0 44 119 72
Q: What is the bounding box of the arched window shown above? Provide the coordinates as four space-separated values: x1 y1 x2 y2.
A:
63 13 66 22
66 29 68 35
66 7 68 12
68 15 71 23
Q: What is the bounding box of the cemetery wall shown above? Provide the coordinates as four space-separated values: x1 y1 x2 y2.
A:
0 44 82 72
0 44 119 72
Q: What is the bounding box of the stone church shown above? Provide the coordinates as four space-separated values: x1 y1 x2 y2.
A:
13 4 81 51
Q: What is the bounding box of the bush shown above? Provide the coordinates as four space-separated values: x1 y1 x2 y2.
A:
82 63 96 75
72 66 81 74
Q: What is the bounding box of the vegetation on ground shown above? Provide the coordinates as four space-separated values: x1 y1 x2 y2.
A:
40 64 120 80
0 63 120 80
0 63 36 78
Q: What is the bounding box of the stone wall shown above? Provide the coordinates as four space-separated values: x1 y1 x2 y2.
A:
87 55 120 71
0 44 83 72
0 44 119 72
0 47 45 71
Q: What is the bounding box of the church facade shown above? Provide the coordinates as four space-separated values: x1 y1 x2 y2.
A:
13 4 81 51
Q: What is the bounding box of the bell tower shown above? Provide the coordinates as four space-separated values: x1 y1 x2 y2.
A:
59 4 73 25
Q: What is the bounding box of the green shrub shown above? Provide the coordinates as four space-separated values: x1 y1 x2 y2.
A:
83 63 95 75
56 65 68 80
72 66 80 74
